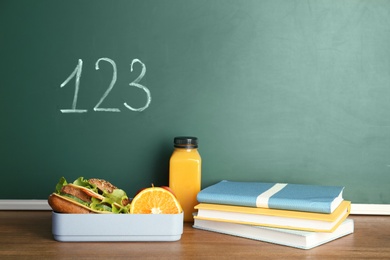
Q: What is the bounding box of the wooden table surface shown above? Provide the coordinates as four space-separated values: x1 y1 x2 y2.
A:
0 211 389 259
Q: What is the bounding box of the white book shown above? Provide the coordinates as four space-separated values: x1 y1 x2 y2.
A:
193 218 354 250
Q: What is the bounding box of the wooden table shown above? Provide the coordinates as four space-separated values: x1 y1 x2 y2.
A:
0 211 389 259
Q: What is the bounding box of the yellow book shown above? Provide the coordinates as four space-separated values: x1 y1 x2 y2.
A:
194 200 351 232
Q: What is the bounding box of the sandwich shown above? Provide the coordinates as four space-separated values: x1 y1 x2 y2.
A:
48 177 130 214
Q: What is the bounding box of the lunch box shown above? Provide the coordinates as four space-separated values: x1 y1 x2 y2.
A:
52 211 183 242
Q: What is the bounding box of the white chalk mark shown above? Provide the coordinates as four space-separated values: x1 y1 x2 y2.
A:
124 59 151 112
59 57 150 113
60 109 88 113
60 59 88 113
94 58 120 112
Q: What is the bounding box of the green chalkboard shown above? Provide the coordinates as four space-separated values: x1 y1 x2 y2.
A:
1 0 390 204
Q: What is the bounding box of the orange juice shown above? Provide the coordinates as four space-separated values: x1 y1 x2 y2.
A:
169 137 201 222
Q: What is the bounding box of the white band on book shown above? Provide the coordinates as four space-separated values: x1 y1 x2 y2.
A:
256 183 287 208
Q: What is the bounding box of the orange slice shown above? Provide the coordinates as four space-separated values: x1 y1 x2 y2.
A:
130 187 182 214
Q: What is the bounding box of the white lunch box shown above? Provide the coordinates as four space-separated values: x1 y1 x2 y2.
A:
52 211 183 242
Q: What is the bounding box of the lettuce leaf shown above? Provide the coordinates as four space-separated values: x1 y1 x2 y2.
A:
73 177 93 188
104 188 130 213
55 177 68 194
90 197 113 212
90 194 130 213
73 176 101 194
104 189 128 205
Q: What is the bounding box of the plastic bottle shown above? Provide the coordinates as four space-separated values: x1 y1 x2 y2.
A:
169 136 201 222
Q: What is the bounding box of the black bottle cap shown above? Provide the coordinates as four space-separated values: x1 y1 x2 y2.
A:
174 136 198 148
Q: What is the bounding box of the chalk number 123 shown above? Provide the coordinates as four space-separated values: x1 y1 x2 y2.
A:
60 58 151 113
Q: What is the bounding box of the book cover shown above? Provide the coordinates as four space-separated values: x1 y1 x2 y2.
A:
194 200 351 232
193 218 354 250
197 180 344 213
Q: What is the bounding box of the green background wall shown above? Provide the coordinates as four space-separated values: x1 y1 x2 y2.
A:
1 0 389 203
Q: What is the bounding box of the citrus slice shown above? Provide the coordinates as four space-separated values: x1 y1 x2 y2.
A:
130 186 182 214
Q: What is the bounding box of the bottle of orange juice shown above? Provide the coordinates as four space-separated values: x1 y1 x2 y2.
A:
169 136 201 222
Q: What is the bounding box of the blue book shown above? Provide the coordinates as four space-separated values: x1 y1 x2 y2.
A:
197 180 344 213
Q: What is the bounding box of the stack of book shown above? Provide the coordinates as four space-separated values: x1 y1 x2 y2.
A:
193 180 353 250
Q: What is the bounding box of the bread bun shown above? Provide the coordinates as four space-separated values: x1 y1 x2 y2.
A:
48 193 91 214
88 178 117 193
